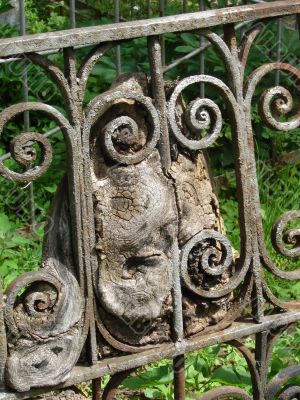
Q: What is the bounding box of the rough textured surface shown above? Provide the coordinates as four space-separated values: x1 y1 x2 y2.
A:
0 1 300 57
88 74 232 347
39 390 86 400
0 4 300 397
4 178 84 392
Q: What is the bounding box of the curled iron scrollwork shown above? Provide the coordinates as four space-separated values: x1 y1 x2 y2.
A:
198 386 252 400
271 211 300 260
10 131 52 170
180 230 234 298
0 102 75 182
244 62 300 283
245 63 300 132
84 90 160 165
267 365 300 400
168 76 223 150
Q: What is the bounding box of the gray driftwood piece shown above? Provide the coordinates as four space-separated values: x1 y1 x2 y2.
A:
4 177 84 392
3 73 234 391
90 74 232 348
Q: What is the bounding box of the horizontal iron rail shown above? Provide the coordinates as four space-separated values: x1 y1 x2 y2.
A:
0 309 299 400
0 0 299 57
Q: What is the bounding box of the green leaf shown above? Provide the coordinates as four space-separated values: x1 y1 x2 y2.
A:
7 235 32 247
144 388 162 398
180 32 198 47
44 185 57 194
174 45 195 54
211 366 251 386
0 259 18 277
0 213 13 237
123 365 172 389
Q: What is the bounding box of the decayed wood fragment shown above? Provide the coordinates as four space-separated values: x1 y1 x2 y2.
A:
90 73 233 347
4 178 84 392
3 72 235 391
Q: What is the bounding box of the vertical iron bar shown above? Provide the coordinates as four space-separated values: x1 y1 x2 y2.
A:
19 0 36 228
182 0 187 13
270 17 282 161
159 0 166 66
254 331 268 400
147 36 171 172
223 23 264 323
130 0 134 20
69 0 76 29
148 37 184 396
275 18 282 86
147 0 151 18
174 355 186 400
114 0 121 76
199 0 205 98
92 377 102 400
0 279 6 388
148 42 178 354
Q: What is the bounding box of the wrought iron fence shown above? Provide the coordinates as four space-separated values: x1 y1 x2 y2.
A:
0 0 299 399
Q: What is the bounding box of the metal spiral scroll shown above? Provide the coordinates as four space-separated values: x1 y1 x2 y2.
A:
245 63 300 132
83 90 160 165
168 76 223 150
0 102 75 182
267 365 300 400
272 211 300 260
180 230 234 298
277 386 300 400
244 63 300 281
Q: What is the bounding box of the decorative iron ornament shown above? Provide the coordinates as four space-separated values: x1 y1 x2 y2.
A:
0 1 299 399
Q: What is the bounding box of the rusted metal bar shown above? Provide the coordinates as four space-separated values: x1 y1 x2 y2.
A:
1 1 299 57
69 0 76 29
92 377 101 400
254 331 268 400
147 0 150 18
114 0 121 76
174 355 185 400
0 279 6 389
102 369 135 400
164 20 251 73
148 36 171 172
19 0 36 228
148 36 184 344
1 310 299 400
199 0 205 97
223 22 265 323
275 18 282 86
159 0 166 66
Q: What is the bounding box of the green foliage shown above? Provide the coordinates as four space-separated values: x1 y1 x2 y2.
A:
25 0 68 33
0 212 42 287
0 0 12 14
120 331 300 398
